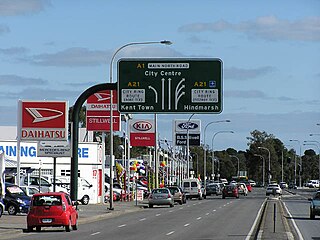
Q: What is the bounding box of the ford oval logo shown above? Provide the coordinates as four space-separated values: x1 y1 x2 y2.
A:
178 122 199 130
133 121 152 131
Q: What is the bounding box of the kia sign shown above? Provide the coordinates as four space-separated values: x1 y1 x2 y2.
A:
18 100 68 141
130 119 155 146
86 90 120 131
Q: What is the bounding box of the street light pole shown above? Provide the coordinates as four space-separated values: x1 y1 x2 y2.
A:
202 120 230 189
230 155 240 177
186 113 195 179
290 139 302 187
254 154 265 187
258 147 271 185
211 130 234 182
108 40 172 210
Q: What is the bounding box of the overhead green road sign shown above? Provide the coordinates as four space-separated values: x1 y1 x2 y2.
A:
117 58 223 113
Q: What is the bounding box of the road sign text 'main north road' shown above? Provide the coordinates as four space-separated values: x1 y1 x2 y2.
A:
118 58 223 114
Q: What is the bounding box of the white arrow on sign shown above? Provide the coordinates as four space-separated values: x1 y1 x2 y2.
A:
175 78 186 110
148 85 158 103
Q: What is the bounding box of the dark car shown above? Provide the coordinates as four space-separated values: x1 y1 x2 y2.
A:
0 198 4 217
168 186 186 205
308 190 320 219
206 183 222 196
27 192 78 232
222 185 239 199
4 183 31 215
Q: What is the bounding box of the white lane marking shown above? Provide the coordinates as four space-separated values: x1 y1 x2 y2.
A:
282 202 304 240
223 204 227 207
179 207 184 210
212 209 216 212
156 213 161 217
169 210 174 213
91 232 101 236
184 223 190 227
166 231 175 236
206 213 210 215
118 224 126 228
245 199 266 240
196 217 202 220
139 218 146 221
193 203 197 206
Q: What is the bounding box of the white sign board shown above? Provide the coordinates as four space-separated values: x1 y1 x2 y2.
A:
37 141 71 157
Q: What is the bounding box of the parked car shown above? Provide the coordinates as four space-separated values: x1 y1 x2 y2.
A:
222 185 239 199
237 183 248 196
167 186 186 205
306 180 320 188
266 184 282 196
27 192 78 232
308 191 320 219
148 188 174 208
206 183 222 196
3 183 31 215
182 178 203 200
0 198 4 218
20 186 41 197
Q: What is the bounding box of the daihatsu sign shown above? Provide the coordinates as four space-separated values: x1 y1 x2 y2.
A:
18 100 68 141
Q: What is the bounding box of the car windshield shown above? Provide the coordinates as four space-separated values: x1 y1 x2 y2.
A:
152 189 168 194
33 195 62 206
7 186 27 196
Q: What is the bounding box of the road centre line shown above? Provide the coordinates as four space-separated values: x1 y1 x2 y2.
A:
196 217 202 220
206 213 210 215
91 232 101 236
118 224 126 228
212 209 216 212
184 223 190 227
156 213 161 216
139 218 146 221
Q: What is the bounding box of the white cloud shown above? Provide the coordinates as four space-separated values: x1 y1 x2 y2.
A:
0 0 50 16
178 16 320 42
225 66 275 80
0 74 47 85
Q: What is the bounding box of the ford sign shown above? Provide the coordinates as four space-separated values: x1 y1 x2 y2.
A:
178 122 199 130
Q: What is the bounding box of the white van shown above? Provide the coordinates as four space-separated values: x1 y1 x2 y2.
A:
56 176 94 205
182 178 203 200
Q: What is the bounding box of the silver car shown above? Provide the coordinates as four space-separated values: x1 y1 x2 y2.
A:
148 188 174 208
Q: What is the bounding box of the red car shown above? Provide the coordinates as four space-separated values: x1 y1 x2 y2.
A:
27 192 78 232
222 185 239 199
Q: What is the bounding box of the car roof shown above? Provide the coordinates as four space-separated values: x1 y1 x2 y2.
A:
33 192 66 197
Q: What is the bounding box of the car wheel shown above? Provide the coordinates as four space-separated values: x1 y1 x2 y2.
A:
0 206 3 218
236 195 239 199
222 196 225 199
65 219 71 232
310 209 315 219
36 226 41 232
81 195 89 205
7 204 17 215
170 203 174 208
149 204 153 208
27 226 33 232
72 221 78 231
179 200 183 205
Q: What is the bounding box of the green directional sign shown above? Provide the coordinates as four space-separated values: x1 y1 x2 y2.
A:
117 58 223 113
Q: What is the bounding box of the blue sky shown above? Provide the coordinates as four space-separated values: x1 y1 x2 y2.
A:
0 0 319 151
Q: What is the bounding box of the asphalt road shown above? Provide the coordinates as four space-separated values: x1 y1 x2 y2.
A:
282 188 320 240
17 188 266 240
